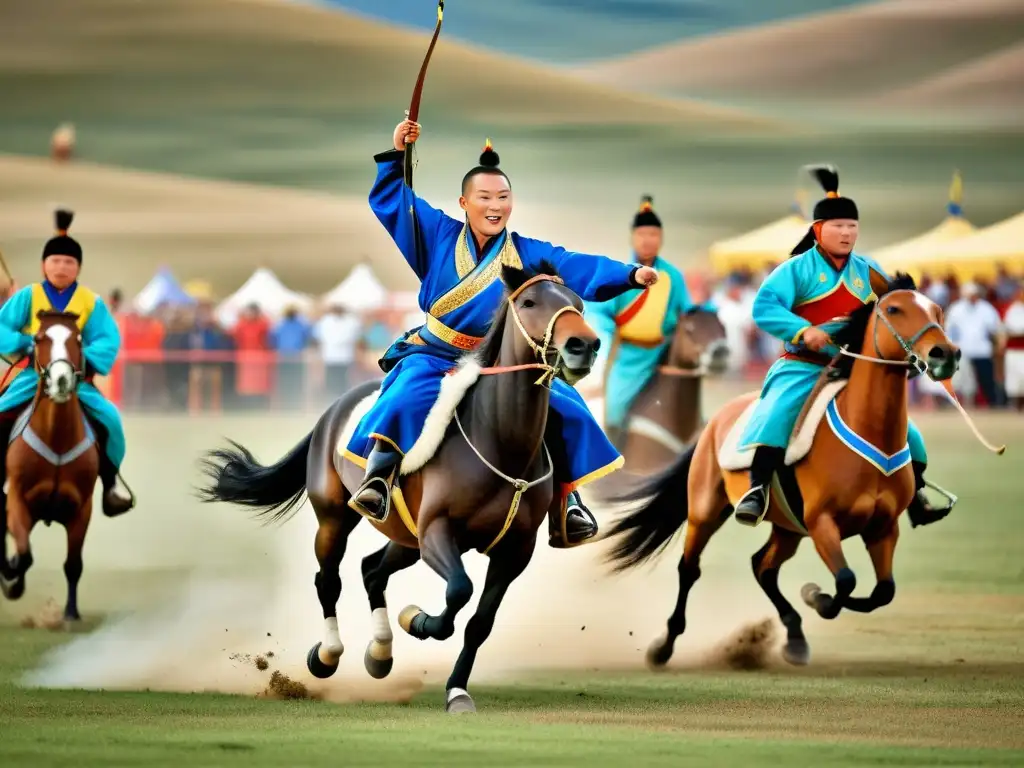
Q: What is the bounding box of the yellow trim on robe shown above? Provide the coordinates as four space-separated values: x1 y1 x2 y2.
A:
425 314 483 350
26 283 96 334
341 449 419 538
616 267 672 345
429 226 523 319
566 455 625 493
791 325 812 344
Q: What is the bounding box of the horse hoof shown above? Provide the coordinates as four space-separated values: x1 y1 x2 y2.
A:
645 638 672 670
364 642 394 680
306 642 339 679
1 575 25 601
783 639 810 666
445 688 476 714
800 583 821 608
398 605 425 637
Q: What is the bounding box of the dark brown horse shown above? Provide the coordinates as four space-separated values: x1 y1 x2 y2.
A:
604 275 1004 668
1 311 100 622
199 263 601 713
594 308 727 475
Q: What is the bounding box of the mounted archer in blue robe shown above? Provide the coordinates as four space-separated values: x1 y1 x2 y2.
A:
344 137 647 546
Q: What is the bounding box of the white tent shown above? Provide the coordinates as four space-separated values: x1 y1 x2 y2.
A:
320 263 388 312
215 267 313 327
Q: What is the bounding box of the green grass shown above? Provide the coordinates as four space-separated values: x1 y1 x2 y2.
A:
0 408 1022 765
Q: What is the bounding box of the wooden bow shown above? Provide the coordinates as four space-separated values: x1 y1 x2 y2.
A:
403 0 444 189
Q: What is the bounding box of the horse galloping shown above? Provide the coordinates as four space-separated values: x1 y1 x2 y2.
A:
605 274 1004 668
1 311 101 622
199 263 601 713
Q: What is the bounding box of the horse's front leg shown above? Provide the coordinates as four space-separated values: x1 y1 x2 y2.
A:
443 536 535 714
1 492 35 600
801 512 856 620
843 521 898 614
399 515 473 643
62 498 92 622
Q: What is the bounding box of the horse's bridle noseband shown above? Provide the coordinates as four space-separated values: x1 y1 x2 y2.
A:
484 274 585 386
839 292 943 377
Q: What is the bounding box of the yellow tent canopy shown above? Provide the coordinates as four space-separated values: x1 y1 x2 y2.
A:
708 193 809 275
904 210 1024 282
872 171 977 275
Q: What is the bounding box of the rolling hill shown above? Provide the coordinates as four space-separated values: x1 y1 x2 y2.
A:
574 0 1024 118
317 0 871 63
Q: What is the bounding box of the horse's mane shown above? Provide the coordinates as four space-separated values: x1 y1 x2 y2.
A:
831 271 916 377
473 260 560 366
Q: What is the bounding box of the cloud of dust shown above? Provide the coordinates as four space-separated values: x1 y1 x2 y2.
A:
22 495 779 701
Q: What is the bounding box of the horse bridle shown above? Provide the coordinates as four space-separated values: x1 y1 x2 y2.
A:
482 274 585 386
838 292 943 377
32 333 85 398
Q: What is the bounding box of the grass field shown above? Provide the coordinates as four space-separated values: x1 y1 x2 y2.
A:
1 396 1022 766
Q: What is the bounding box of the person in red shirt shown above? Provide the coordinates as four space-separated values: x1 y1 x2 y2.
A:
231 303 272 409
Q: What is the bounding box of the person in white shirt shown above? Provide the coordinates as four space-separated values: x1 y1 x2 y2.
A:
313 304 362 398
945 282 1003 408
714 274 756 376
1002 282 1024 410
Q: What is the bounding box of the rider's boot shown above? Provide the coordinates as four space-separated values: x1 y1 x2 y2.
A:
348 440 401 523
734 446 784 527
99 454 133 517
906 460 953 528
549 489 599 548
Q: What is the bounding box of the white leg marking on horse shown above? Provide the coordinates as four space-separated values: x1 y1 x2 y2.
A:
368 606 393 661
447 687 470 704
320 616 344 663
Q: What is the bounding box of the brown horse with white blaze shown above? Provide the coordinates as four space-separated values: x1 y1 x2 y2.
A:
605 274 1004 667
1 311 100 622
199 262 603 713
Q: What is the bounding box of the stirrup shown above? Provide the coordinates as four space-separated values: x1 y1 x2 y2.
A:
924 479 958 512
734 484 770 527
348 476 393 523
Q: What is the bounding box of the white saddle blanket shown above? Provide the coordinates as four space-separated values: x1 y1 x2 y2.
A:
718 380 847 471
337 358 482 476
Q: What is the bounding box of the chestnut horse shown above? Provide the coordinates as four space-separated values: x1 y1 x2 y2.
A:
1 311 100 622
199 263 601 713
605 274 1004 668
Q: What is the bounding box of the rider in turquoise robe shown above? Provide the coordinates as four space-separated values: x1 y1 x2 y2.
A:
587 196 695 447
345 124 658 547
0 210 134 517
734 167 953 529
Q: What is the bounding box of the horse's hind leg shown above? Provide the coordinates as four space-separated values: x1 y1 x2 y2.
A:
399 515 473 643
62 500 92 622
305 501 362 679
648 457 730 669
843 522 898 614
752 525 807 665
360 541 421 679
444 541 534 714
0 494 34 600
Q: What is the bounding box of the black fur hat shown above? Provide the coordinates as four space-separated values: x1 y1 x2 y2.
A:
632 195 662 229
41 209 82 263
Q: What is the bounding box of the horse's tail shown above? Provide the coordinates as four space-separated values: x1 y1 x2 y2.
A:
196 432 312 525
604 443 695 572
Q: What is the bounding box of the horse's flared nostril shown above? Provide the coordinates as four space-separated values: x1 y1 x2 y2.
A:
927 345 948 361
564 336 591 356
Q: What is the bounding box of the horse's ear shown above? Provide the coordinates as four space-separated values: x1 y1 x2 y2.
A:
36 309 47 319
501 263 528 294
65 312 80 322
